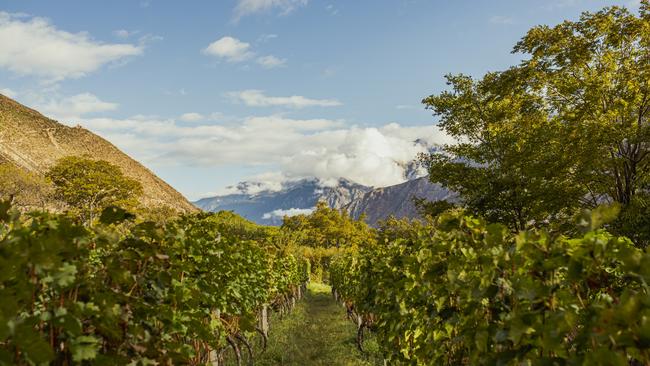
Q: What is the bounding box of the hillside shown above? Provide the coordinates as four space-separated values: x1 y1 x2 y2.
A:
346 176 455 225
194 178 371 225
0 93 197 212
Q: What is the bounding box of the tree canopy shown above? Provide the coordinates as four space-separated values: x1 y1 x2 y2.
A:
47 157 143 224
424 3 650 236
281 201 375 249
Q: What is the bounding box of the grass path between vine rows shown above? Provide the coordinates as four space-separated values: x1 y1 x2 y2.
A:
254 282 383 366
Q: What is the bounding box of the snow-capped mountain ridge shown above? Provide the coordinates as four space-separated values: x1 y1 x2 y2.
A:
194 177 372 225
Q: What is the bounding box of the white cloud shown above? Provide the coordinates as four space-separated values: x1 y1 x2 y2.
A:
0 87 17 98
325 4 339 15
202 36 253 62
278 124 447 187
71 110 452 189
263 207 314 219
179 112 223 123
322 66 339 78
215 172 290 195
37 93 118 121
229 89 342 108
256 55 287 68
0 12 142 81
233 0 308 21
203 37 287 68
113 29 135 38
257 33 278 43
179 112 205 122
137 33 163 46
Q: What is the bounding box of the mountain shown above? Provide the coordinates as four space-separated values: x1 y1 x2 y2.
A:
195 143 449 226
194 178 371 225
0 93 197 212
346 176 455 226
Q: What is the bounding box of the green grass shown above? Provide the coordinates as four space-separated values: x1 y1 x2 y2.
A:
227 283 383 366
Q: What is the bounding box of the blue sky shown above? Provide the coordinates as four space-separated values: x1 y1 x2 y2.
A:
0 0 639 200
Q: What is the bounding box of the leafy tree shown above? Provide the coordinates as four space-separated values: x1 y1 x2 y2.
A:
423 72 581 231
282 201 374 248
281 201 376 282
514 3 650 207
423 3 650 231
611 193 650 248
413 196 457 220
46 157 143 224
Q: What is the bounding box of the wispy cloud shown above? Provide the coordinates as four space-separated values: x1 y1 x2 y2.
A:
179 112 204 122
542 0 582 10
325 4 339 15
257 33 278 43
233 0 308 21
0 87 17 98
113 29 138 38
228 90 341 108
489 15 514 25
256 55 287 68
178 112 223 123
396 104 417 110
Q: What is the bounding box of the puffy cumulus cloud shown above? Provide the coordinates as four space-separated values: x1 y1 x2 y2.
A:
263 207 314 219
229 89 342 108
0 12 142 81
280 124 448 187
70 110 452 189
256 55 286 69
233 0 308 21
203 37 286 69
202 36 253 62
36 93 118 121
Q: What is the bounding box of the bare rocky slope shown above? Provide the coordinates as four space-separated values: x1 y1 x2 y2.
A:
346 176 455 226
0 93 197 212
